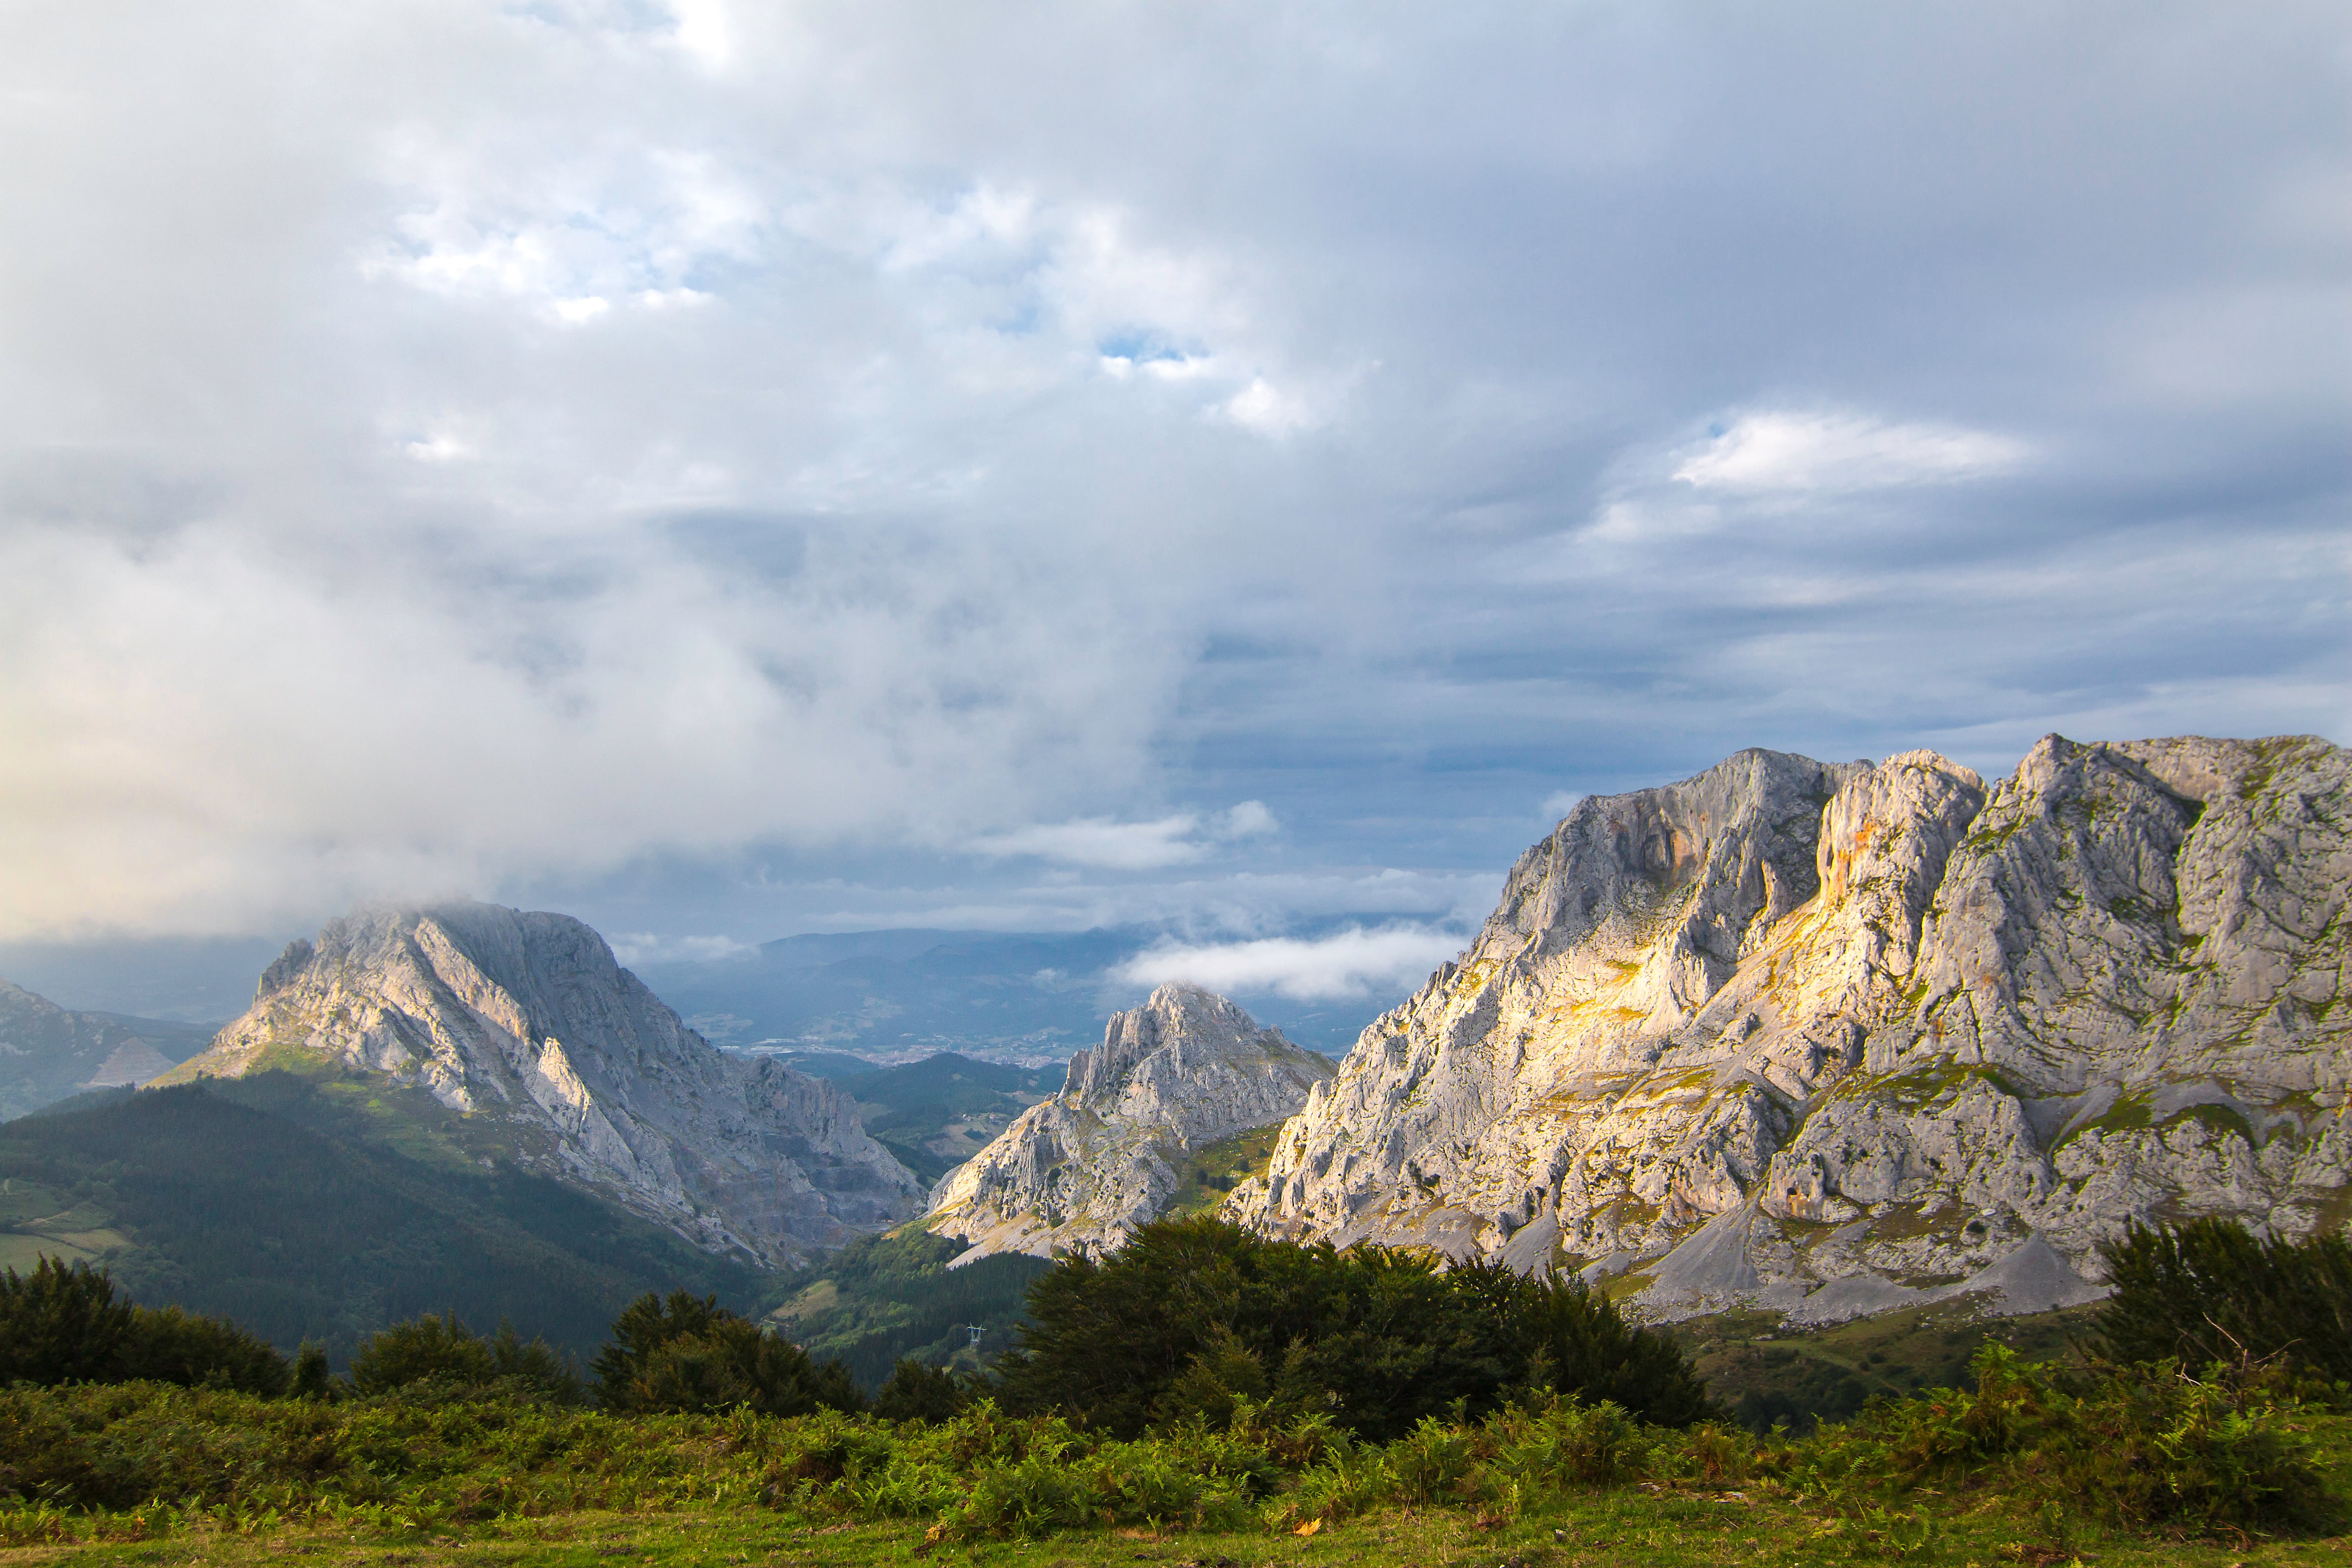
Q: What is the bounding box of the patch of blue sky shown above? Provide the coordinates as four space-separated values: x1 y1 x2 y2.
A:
1096 330 1200 366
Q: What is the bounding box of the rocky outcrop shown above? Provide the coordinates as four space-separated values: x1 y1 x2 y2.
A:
0 982 193 1120
928 985 1335 1262
157 902 926 1266
1227 736 2352 1323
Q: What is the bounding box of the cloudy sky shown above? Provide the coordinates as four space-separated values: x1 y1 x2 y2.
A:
1 1 2345 1010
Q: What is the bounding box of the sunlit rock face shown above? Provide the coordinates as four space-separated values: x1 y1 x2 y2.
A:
1226 736 2351 1323
159 902 926 1266
927 984 1335 1263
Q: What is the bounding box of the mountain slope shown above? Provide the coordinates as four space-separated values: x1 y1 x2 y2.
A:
0 1076 767 1363
1229 735 2351 1322
0 981 211 1120
929 985 1334 1261
832 1053 1066 1184
158 902 926 1266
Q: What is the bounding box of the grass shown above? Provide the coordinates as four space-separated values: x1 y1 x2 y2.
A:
10 1496 2351 1568
1163 1127 1288 1220
7 1446 2350 1568
0 1372 2340 1568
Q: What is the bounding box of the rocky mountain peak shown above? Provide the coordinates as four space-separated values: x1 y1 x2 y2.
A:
159 900 927 1266
1227 733 2350 1326
927 986 1335 1263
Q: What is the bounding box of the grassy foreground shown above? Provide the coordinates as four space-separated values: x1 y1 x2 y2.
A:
0 1489 2343 1568
2 1346 2347 1568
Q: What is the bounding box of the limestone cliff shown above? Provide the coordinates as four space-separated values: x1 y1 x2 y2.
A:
928 985 1334 1262
158 902 926 1266
1227 735 2351 1323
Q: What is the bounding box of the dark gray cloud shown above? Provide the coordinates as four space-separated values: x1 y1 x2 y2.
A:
0 1 2342 987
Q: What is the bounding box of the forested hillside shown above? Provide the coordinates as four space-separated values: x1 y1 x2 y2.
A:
0 1077 766 1364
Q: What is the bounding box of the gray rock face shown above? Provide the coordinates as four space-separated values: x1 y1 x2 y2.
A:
928 985 1335 1262
159 902 927 1266
0 982 194 1119
1227 735 2352 1323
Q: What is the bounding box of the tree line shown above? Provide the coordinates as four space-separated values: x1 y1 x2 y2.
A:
3 1213 2344 1439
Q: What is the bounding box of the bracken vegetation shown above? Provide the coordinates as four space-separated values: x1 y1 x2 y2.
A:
0 1216 2343 1565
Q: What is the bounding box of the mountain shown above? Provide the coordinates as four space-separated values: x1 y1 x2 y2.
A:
0 980 214 1121
929 985 1335 1261
763 1227 1052 1386
0 1076 767 1364
1228 735 2351 1323
157 901 926 1267
828 1053 1067 1185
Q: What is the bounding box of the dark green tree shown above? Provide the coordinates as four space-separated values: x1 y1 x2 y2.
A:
994 1215 1716 1439
347 1311 579 1401
0 1256 288 1394
119 1303 290 1395
0 1256 133 1384
868 1357 975 1422
2095 1219 2352 1382
291 1340 336 1399
593 1290 861 1415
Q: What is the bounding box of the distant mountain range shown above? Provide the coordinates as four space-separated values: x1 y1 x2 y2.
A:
633 925 1383 1062
0 981 215 1121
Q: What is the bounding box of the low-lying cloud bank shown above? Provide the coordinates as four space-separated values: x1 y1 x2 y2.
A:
1114 925 1470 1003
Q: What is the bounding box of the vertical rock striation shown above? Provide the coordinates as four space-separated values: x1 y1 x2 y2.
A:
927 984 1335 1262
157 902 927 1266
1226 736 2351 1323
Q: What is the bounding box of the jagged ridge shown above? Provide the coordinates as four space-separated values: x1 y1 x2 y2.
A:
927 984 1334 1262
1227 735 2351 1323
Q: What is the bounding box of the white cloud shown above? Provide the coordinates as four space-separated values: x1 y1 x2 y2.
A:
1540 790 1583 821
968 815 1207 871
550 295 611 326
609 931 751 966
669 0 732 69
1218 800 1278 838
1672 411 2028 494
402 431 473 463
966 801 1275 871
1220 377 1320 437
1114 924 1468 1002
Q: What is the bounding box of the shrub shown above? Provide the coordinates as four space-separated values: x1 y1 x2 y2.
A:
0 1258 287 1396
347 1313 579 1403
118 1306 289 1397
996 1216 1715 1439
1785 1343 2336 1535
2095 1219 2352 1384
869 1358 974 1423
0 1258 134 1385
592 1290 859 1416
290 1343 334 1401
